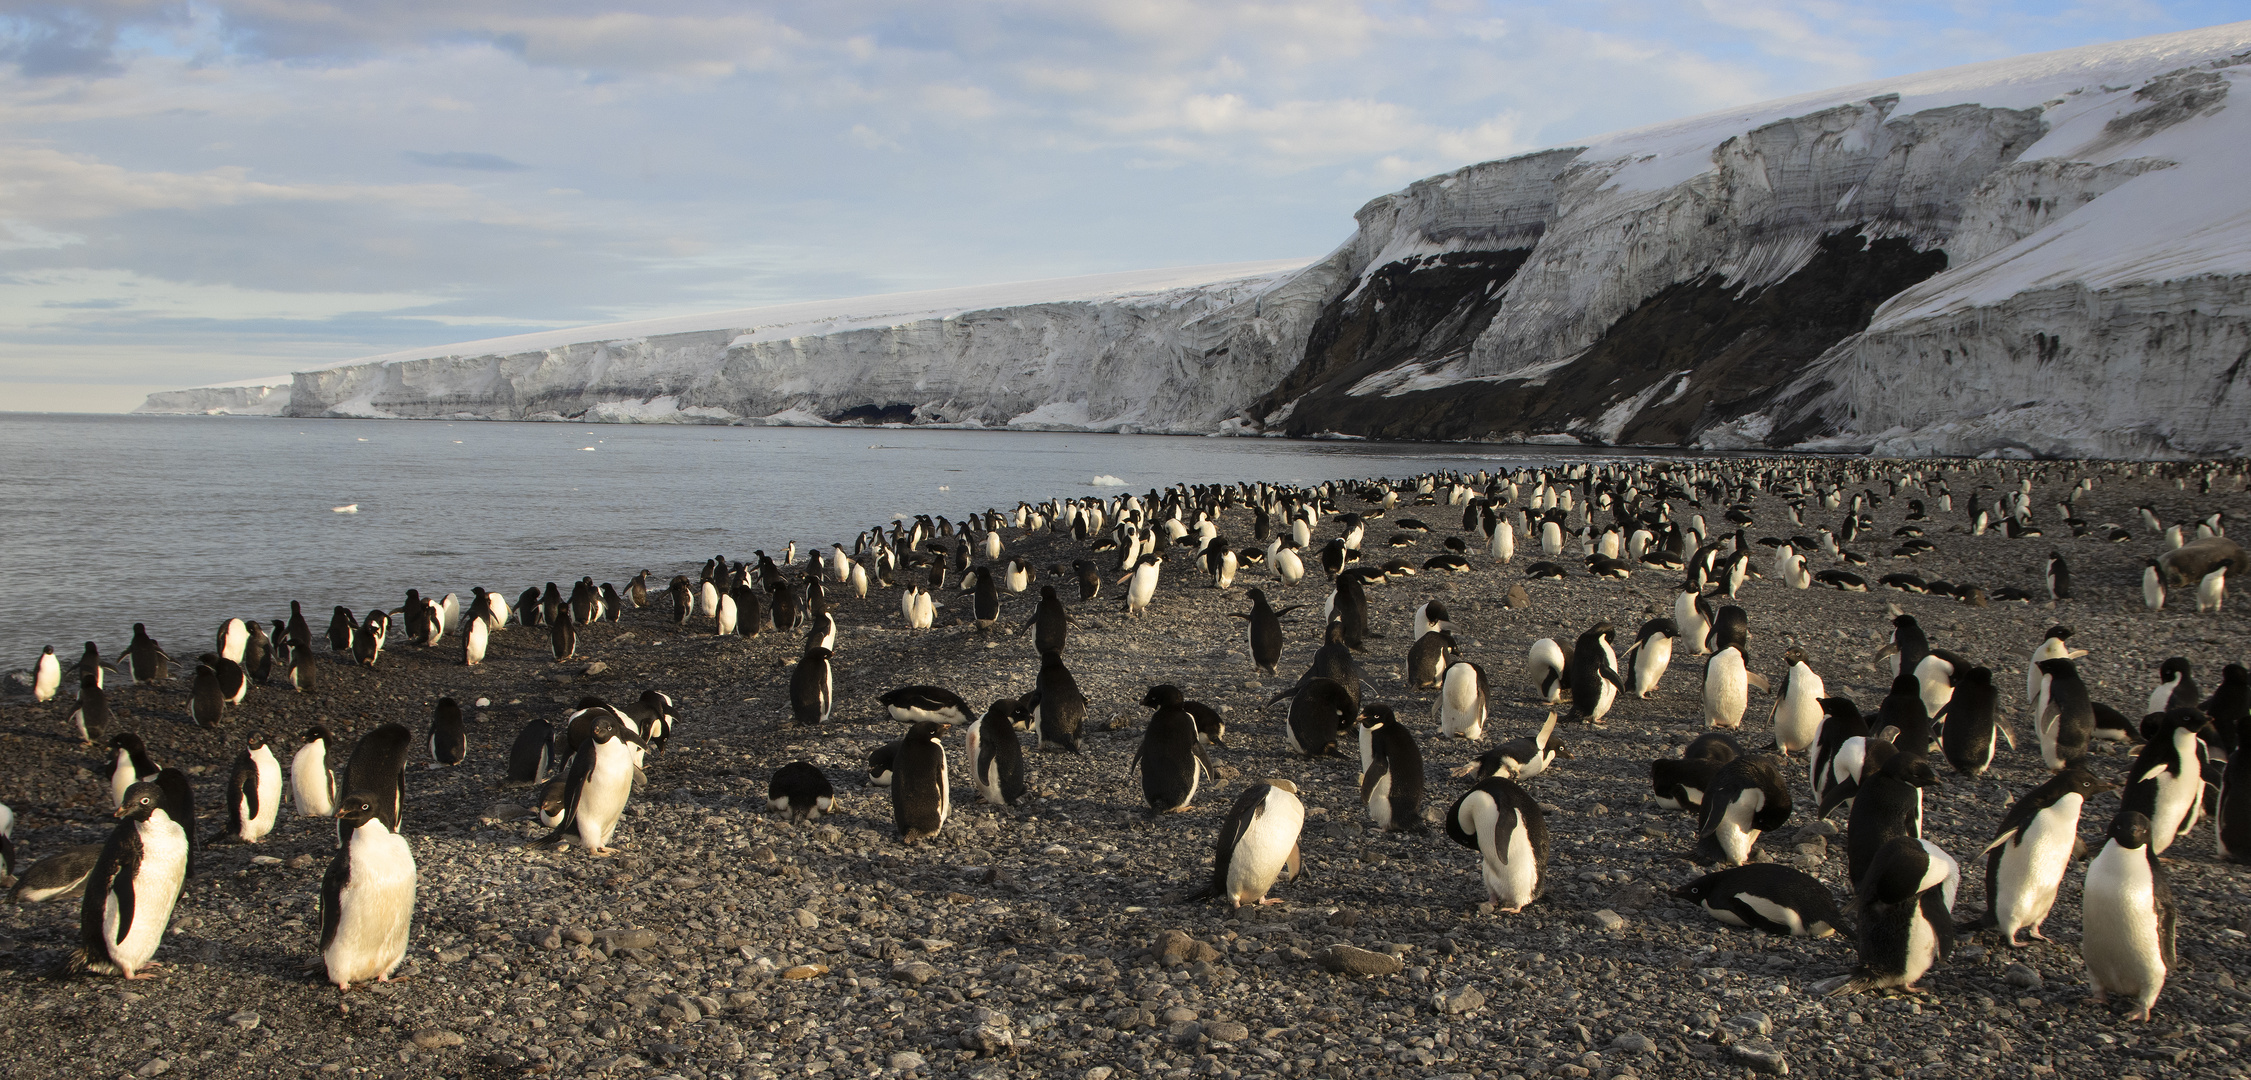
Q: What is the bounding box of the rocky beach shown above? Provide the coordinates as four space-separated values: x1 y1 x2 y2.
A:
1 456 2247 1080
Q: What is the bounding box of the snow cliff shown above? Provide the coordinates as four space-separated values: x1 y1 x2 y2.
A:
142 23 2251 457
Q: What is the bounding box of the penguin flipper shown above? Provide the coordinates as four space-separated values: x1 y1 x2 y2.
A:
318 848 350 951
107 833 143 947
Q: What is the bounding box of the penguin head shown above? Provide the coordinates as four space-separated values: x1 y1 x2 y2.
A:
336 795 381 830
908 721 950 743
1356 703 1398 729
302 725 332 745
2158 656 2193 684
1879 751 1941 788
2055 767 2118 800
2106 810 2154 851
1141 684 1186 710
115 780 163 820
1782 646 1807 668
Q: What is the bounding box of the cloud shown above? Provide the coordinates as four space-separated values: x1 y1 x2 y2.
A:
404 149 529 171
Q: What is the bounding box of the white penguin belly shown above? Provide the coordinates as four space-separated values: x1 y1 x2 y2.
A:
325 826 417 986
1632 639 1672 697
1902 904 1939 987
110 754 136 808
1363 770 1392 828
1481 807 1541 910
1704 651 1748 729
243 750 282 841
574 750 636 850
1717 793 1763 864
1226 793 1303 905
104 817 188 975
1996 799 2080 939
2081 852 2165 1007
1739 893 1810 936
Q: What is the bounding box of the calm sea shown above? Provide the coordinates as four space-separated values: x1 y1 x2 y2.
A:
0 413 1616 668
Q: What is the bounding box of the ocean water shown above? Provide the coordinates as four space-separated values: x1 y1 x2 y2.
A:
0 413 1617 669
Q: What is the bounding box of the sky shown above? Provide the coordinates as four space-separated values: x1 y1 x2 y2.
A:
3 1 2247 412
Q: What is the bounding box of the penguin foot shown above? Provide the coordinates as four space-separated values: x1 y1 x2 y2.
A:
589 847 616 857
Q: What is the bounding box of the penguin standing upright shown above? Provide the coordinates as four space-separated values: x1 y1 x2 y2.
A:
1846 750 1940 886
292 726 338 818
318 791 417 990
506 719 555 786
2215 734 2251 863
33 646 61 702
1674 864 1849 938
189 659 227 728
342 724 413 835
2144 560 2167 610
1202 780 1306 907
1936 666 2010 777
1032 650 1086 752
790 646 834 726
462 610 490 666
354 610 388 668
548 609 576 661
1354 704 1425 831
1769 648 1825 754
890 721 951 841
1405 630 1459 691
2047 551 2073 601
1696 755 1792 865
2032 657 2097 771
965 699 1029 806
538 711 640 856
767 762 837 822
1231 588 1291 676
1964 768 2114 946
1622 618 1677 698
1120 552 1162 616
1284 678 1355 758
2122 709 2209 854
429 698 468 767
1568 623 1622 723
1134 687 1213 814
2024 625 2084 704
223 740 283 843
107 733 159 809
1525 637 1568 703
124 625 170 683
1829 837 1958 996
2081 811 2175 1022
1028 585 1073 656
328 606 357 651
1434 660 1489 740
69 673 111 745
1448 774 1547 912
71 769 195 979
2147 657 2200 715
1701 642 1759 730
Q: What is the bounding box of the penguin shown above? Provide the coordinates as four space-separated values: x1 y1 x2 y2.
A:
429 697 468 767
1701 643 1761 730
318 791 417 990
504 718 554 787
1410 601 1453 642
1869 673 1937 756
1881 613 1929 680
1695 755 1791 866
2032 657 2096 772
1846 750 1940 887
1769 649 1825 754
189 659 227 728
1028 585 1073 656
342 723 413 835
1912 649 1965 724
1134 687 1213 814
1072 558 1103 600
69 675 111 745
462 609 490 666
891 721 951 841
537 710 641 856
2216 735 2251 863
880 686 973 726
216 617 248 664
1201 780 1306 907
2122 709 2209 855
76 640 115 690
292 726 338 818
790 646 834 726
1564 623 1623 723
1650 732 1741 814
2147 657 2199 715
2143 560 2167 610
9 843 105 904
1448 775 1547 912
2196 561 2229 613
107 732 159 809
1812 698 1874 819
2046 551 2072 601
1120 552 1162 616
328 606 357 651
1032 650 1086 752
547 609 576 661
1232 588 1293 676
1354 704 1426 832
2205 662 2248 756
766 762 836 822
32 645 61 702
1622 618 1676 698
1433 660 1489 741
123 625 169 683
625 689 677 752
1828 837 1958 996
2080 811 2175 1022
222 740 283 844
1284 677 1355 759
965 698 1030 806
669 577 694 626
1326 572 1374 651
1525 638 1568 704
2024 625 2086 707
1456 711 1568 782
1405 630 1459 692
70 769 194 980
1936 666 2010 777
865 741 898 788
1674 587 1715 656
349 609 386 668
1674 865 1849 938
902 585 936 629
1964 767 2115 946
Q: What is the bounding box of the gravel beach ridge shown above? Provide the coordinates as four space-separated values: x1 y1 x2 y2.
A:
1 458 2247 1080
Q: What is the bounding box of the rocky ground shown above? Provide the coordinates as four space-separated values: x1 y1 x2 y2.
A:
0 458 2247 1080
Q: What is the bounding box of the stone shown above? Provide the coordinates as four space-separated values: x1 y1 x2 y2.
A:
226 1010 261 1030
482 802 535 822
411 1029 465 1049
1160 1006 1199 1025
793 907 820 928
781 965 829 980
889 1051 927 1070
1316 944 1403 976
583 661 608 676
892 961 940 985
961 1007 1014 1055
661 993 703 1023
1203 1020 1250 1043
561 925 595 945
2004 963 2043 990
1434 984 1486 1015
594 927 659 951
137 1060 170 1077
1727 1013 1773 1037
1591 909 1627 931
1152 929 1219 966
1611 1033 1656 1055
1733 1040 1788 1074
1085 1069 1116 1080
535 926 563 951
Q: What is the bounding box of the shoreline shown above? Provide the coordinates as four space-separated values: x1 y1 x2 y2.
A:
0 458 2246 1080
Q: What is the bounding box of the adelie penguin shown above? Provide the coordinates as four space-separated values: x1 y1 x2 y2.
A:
1032 650 1087 753
1695 755 1792 866
880 685 972 726
1769 648 1824 754
1027 585 1073 656
2032 657 2097 771
1433 659 1489 740
890 721 951 841
189 658 227 729
1458 712 1569 782
1119 552 1162 616
1651 732 1741 814
1284 677 1355 759
965 699 1030 807
1962 767 2114 946
548 609 576 662
1846 748 1940 887
2122 708 2209 855
506 719 555 786
10 843 105 904
69 768 195 980
354 609 388 668
1200 780 1306 908
1567 622 1622 723
1823 836 1959 997
1134 686 1214 814
327 606 357 651
123 624 169 683
1935 665 2012 777
343 724 414 836
69 671 111 746
2081 811 2175 1022
1405 630 1458 691
428 697 468 767
790 646 834 726
767 762 836 822
1232 589 1293 676
1448 774 1547 912
1620 618 1676 698
538 710 641 856
319 791 417 990
1674 864 1849 938
107 732 160 809
222 739 283 844
292 726 338 818
2216 730 2251 864
1353 704 1425 832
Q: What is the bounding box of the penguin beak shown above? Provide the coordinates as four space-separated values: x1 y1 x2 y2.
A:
2091 779 2120 794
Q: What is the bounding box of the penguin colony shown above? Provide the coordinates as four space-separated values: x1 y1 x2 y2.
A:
0 458 2247 1076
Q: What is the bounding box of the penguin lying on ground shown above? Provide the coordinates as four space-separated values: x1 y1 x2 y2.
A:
1651 732 1741 813
767 762 836 822
1674 864 1849 938
1457 712 1570 783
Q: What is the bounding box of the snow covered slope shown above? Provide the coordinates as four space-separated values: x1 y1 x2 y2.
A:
143 23 2251 456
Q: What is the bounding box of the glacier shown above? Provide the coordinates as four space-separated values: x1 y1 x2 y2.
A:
142 23 2251 458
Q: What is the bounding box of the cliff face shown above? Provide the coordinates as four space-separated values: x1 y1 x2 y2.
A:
133 382 292 416
144 25 2251 457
